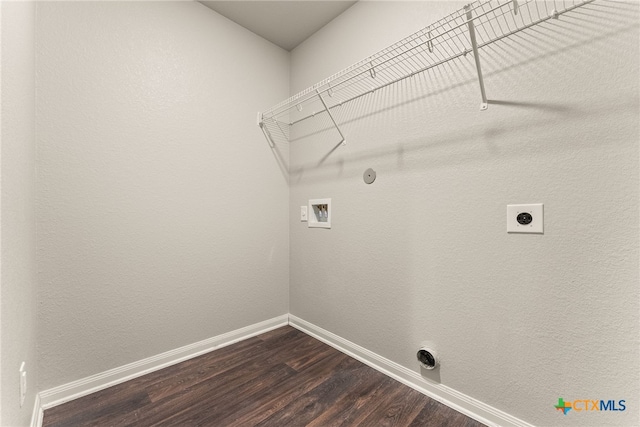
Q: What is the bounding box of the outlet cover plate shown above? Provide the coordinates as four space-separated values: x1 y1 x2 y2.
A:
507 203 543 234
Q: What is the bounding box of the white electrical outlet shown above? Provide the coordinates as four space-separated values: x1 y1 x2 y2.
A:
19 362 26 407
507 204 543 233
300 206 308 222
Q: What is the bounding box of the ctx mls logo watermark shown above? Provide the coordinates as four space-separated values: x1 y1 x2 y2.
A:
555 398 626 415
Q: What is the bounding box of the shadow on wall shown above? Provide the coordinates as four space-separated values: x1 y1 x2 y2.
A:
270 142 290 184
278 2 639 183
421 366 442 384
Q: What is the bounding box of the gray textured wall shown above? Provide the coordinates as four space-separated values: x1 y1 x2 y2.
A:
36 1 290 391
289 2 639 426
1 2 38 426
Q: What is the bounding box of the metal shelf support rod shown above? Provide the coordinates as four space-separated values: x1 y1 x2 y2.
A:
316 89 346 146
465 4 488 111
257 112 275 148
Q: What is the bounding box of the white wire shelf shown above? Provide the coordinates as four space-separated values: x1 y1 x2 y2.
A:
258 0 595 147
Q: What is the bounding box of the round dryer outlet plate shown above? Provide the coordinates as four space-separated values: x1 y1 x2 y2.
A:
363 168 376 184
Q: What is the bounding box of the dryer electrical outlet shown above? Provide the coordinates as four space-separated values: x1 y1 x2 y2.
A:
507 204 543 234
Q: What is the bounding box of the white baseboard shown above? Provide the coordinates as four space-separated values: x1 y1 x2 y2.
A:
288 314 534 427
34 313 531 427
37 314 289 417
30 392 43 427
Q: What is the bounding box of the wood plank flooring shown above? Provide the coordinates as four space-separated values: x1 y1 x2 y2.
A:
43 326 486 427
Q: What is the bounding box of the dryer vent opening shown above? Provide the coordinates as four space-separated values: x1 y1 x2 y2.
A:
417 347 437 370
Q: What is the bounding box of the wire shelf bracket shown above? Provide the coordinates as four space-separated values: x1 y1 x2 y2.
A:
465 4 489 111
257 112 275 148
257 0 596 147
316 89 346 146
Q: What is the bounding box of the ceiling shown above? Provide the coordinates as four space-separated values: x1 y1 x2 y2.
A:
199 1 358 51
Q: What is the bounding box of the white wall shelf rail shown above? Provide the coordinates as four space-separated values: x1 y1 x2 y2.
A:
258 0 595 146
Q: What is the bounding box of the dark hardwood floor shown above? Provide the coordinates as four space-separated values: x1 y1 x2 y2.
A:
43 326 486 427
